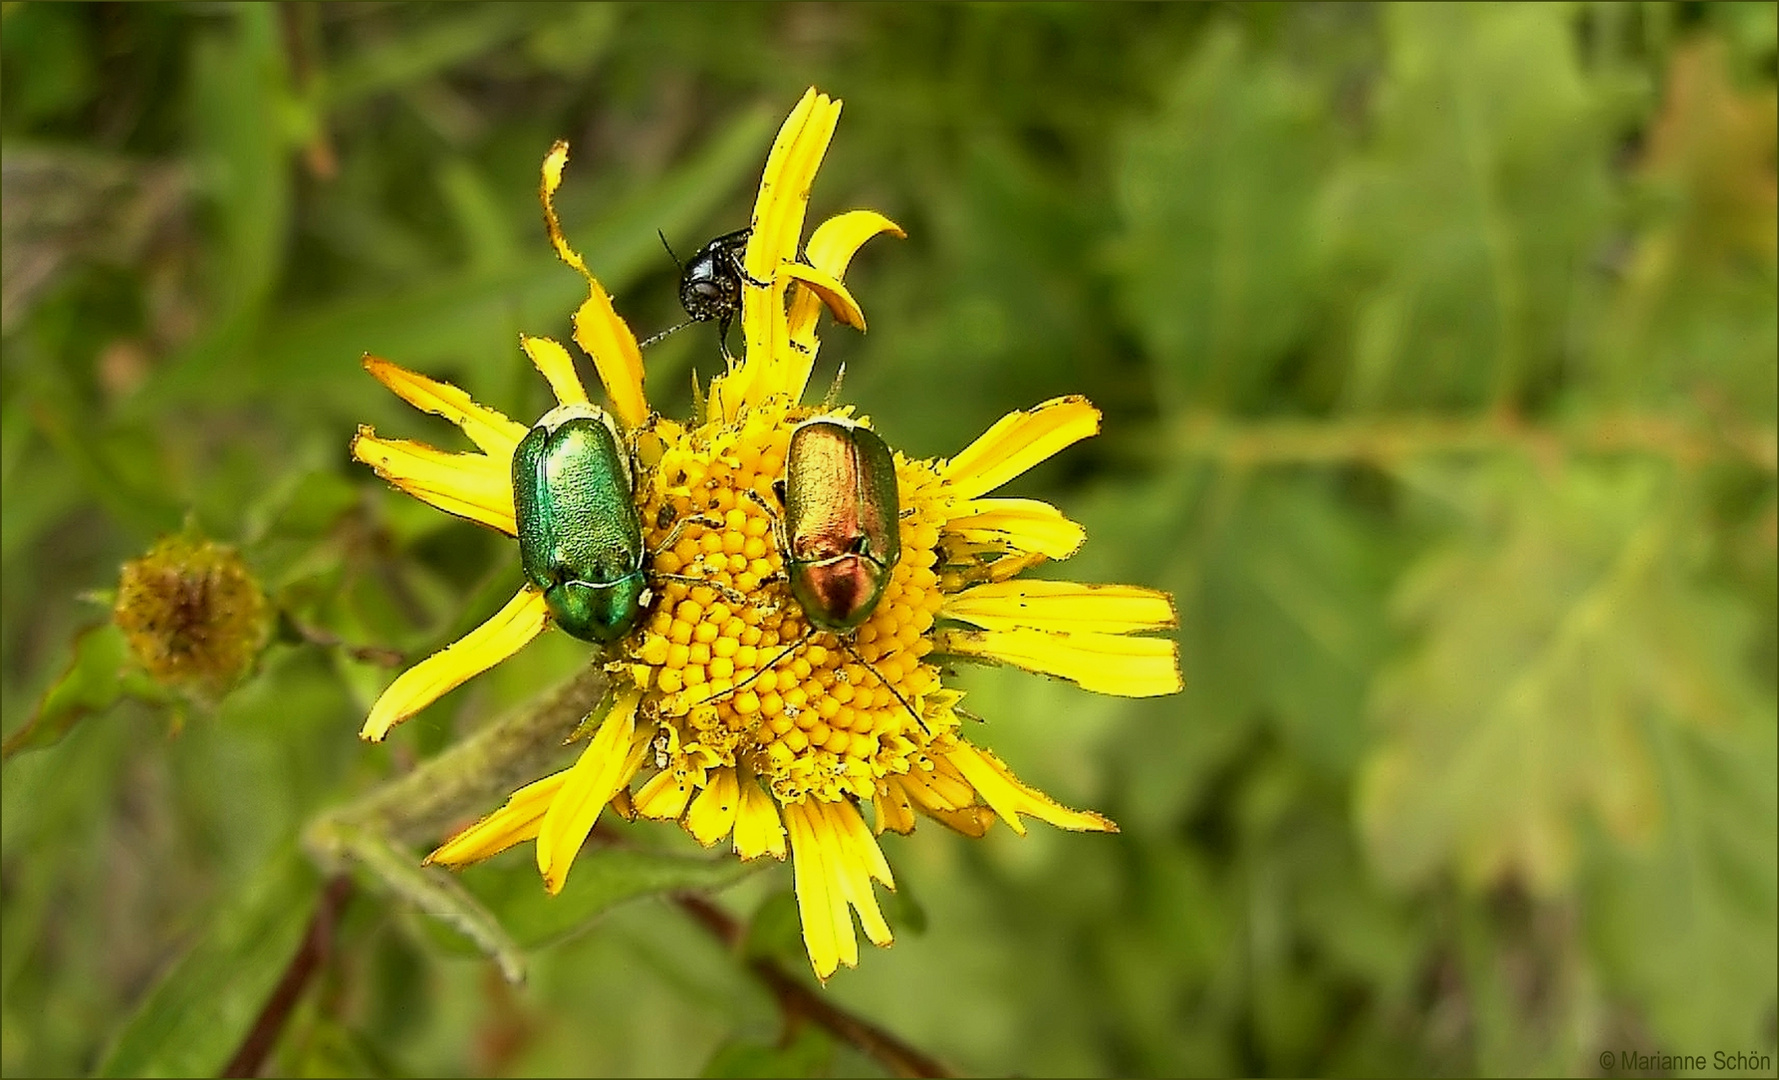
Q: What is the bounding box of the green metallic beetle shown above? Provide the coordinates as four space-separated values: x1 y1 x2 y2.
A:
512 403 649 643
778 416 902 633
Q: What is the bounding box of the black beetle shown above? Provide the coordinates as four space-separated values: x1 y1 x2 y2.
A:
644 228 769 356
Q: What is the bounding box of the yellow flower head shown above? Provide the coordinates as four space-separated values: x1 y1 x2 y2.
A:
351 89 1182 980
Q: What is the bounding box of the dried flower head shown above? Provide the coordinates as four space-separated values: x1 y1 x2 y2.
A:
113 534 268 698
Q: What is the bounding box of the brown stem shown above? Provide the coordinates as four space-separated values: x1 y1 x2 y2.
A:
676 894 954 1079
220 874 354 1078
280 613 406 667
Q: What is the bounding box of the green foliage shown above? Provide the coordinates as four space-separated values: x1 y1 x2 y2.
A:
2 3 1773 1077
3 620 163 760
94 849 318 1078
440 847 761 954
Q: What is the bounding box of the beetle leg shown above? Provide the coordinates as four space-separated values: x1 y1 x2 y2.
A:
730 249 773 289
651 572 749 608
715 313 735 362
653 513 725 555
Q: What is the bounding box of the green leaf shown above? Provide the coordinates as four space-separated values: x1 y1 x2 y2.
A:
155 104 776 416
1114 21 1326 410
444 846 761 953
702 1026 833 1079
1594 38 1778 416
1584 714 1777 1048
95 849 320 1078
1358 460 1771 894
741 889 806 967
2 622 145 761
1320 4 1611 409
279 1015 401 1078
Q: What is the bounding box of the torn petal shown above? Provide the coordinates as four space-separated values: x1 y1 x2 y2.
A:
943 497 1086 560
733 774 788 860
945 742 1118 836
941 581 1178 636
362 355 527 457
940 397 1102 501
781 261 865 332
427 771 569 867
520 335 590 406
686 766 742 847
352 429 516 536
787 210 904 343
934 625 1182 698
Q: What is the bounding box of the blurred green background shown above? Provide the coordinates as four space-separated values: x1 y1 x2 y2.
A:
3 3 1775 1076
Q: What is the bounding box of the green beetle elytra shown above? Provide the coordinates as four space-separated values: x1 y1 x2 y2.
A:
780 416 902 632
513 403 648 644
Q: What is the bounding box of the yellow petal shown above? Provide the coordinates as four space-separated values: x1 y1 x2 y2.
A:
537 141 649 428
427 770 569 867
785 210 904 361
686 766 741 847
940 397 1101 502
942 581 1178 635
362 355 527 457
945 742 1118 837
733 775 788 860
775 258 864 412
633 768 696 820
873 779 917 836
360 588 549 741
807 210 907 279
540 140 590 276
820 801 893 948
520 335 589 406
893 769 996 836
732 88 843 416
905 759 978 811
934 625 1182 698
944 497 1085 560
351 429 516 536
572 286 649 431
827 797 893 887
536 689 649 893
923 804 998 837
785 799 850 980
780 261 865 331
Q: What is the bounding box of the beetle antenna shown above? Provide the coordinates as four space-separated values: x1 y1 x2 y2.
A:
658 230 683 270
698 631 810 706
639 320 695 350
837 637 929 733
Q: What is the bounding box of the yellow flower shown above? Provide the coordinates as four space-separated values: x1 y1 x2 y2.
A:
352 88 1182 981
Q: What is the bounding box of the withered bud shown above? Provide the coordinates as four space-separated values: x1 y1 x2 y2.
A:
113 534 268 698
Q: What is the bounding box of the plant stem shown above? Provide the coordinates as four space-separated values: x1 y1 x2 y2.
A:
312 663 608 847
220 875 353 1079
676 893 955 1079
301 662 611 986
